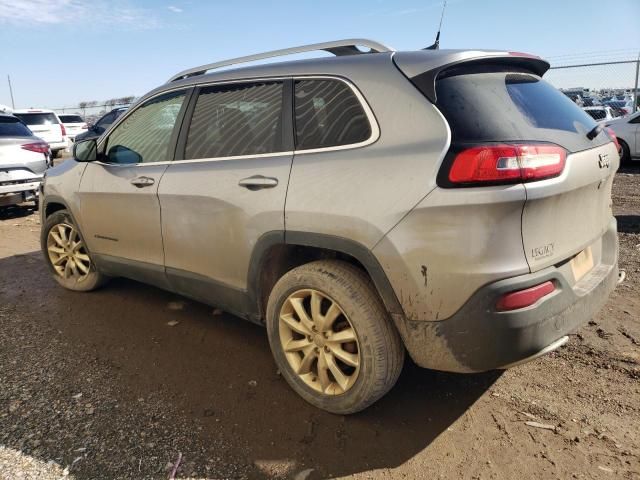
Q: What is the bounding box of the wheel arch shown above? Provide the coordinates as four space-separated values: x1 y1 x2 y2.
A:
43 196 69 219
248 231 404 322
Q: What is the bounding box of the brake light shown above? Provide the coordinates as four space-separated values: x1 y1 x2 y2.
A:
21 142 50 154
60 123 66 136
448 144 566 186
605 127 620 152
496 281 556 312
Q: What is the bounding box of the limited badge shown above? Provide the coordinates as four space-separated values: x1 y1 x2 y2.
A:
598 153 610 169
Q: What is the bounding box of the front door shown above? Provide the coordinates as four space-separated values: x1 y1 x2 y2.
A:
78 90 188 283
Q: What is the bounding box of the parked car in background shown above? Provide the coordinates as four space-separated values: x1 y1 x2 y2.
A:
40 40 620 413
583 106 619 122
605 100 634 116
58 114 88 143
13 109 67 158
0 113 49 207
74 107 127 142
604 110 640 165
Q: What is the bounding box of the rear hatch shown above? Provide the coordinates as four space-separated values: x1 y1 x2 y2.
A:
402 57 617 273
59 115 87 136
13 112 63 144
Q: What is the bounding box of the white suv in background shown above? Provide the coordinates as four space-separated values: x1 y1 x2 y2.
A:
604 110 640 165
13 109 68 158
58 114 88 143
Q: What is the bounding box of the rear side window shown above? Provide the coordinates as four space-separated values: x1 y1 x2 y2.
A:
294 79 371 150
14 113 59 126
185 82 283 159
0 117 33 137
434 69 609 152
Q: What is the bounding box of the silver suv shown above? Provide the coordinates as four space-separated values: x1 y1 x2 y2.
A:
39 39 620 413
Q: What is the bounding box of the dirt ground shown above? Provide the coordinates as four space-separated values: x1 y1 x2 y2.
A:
0 167 638 480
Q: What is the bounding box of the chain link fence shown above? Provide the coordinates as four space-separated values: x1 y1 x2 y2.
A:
545 52 640 117
51 100 136 124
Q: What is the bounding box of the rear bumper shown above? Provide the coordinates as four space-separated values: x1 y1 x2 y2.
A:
48 140 68 151
392 220 619 373
0 180 40 206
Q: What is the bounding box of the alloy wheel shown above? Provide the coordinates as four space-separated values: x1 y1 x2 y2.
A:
279 289 360 395
46 223 92 281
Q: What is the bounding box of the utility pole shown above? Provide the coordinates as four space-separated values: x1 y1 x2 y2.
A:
634 52 639 113
7 75 15 109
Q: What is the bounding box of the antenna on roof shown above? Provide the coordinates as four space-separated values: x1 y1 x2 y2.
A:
424 0 447 50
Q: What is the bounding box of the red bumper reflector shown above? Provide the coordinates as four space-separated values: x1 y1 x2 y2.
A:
496 281 556 312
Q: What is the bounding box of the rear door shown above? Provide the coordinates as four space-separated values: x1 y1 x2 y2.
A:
158 80 293 308
434 68 618 272
14 112 62 144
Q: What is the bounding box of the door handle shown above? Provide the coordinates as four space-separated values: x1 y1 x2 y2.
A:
238 175 278 191
130 176 155 188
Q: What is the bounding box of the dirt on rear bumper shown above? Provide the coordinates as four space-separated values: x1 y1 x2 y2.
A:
392 221 619 373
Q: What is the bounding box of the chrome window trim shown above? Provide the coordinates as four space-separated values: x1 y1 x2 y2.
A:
97 75 379 168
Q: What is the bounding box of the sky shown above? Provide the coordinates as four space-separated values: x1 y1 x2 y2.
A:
0 0 639 109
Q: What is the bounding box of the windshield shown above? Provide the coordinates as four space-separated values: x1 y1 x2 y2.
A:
435 68 609 152
14 112 59 126
0 117 33 137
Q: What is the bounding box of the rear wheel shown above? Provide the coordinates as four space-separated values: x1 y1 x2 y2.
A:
41 209 107 291
266 260 404 414
619 139 631 166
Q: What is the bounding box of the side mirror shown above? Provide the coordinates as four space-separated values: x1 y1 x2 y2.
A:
107 145 142 164
73 139 98 162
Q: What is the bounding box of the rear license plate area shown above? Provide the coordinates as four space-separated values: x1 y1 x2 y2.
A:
571 247 594 282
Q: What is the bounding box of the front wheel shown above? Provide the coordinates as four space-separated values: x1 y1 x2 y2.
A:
266 260 404 414
41 209 107 291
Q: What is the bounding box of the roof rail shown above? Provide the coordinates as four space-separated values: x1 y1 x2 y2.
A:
167 38 395 83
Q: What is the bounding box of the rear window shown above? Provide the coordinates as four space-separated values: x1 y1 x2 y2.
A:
434 69 609 152
584 109 607 121
0 117 33 137
59 115 84 123
14 112 59 126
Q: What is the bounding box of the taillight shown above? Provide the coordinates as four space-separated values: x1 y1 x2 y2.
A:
448 144 566 186
60 123 66 136
605 127 620 152
496 281 556 312
21 142 50 154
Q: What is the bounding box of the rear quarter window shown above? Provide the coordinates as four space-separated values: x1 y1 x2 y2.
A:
434 69 609 152
294 79 372 150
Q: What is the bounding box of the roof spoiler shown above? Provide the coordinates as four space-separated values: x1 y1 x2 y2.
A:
394 51 550 103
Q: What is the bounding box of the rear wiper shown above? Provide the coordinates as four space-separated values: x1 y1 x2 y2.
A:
586 124 602 140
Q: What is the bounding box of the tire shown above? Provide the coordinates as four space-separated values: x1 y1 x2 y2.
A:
619 139 631 166
266 260 404 414
41 209 107 291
